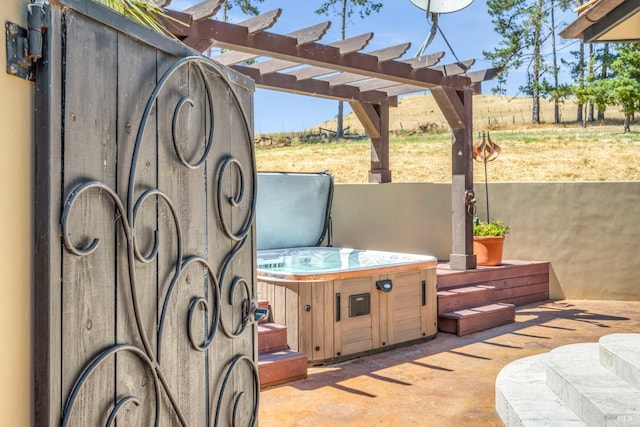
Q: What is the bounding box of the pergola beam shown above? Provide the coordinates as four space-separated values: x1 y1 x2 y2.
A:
212 21 332 65
189 19 469 91
234 65 397 105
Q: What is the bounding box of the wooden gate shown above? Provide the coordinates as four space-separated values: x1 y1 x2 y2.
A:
33 1 258 425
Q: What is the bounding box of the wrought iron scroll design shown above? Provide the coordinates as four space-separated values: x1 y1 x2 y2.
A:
59 56 258 426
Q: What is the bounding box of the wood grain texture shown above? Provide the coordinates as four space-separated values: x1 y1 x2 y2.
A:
61 14 118 425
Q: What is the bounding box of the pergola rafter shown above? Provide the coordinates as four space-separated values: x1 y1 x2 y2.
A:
169 1 498 270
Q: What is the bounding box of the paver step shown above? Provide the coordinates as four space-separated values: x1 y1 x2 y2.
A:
496 353 587 426
546 343 640 426
258 322 289 354
258 349 307 389
437 285 495 314
438 302 515 336
599 333 640 391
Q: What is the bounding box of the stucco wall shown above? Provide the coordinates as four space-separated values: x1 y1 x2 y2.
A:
332 182 640 301
1 1 33 426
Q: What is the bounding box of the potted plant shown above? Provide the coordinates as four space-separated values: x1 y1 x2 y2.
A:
473 217 510 266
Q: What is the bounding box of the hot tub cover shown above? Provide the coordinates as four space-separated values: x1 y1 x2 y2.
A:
256 171 333 251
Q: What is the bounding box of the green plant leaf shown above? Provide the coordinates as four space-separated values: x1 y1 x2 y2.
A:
473 218 510 237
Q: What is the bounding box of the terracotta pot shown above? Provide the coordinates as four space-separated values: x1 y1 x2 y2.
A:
473 235 505 266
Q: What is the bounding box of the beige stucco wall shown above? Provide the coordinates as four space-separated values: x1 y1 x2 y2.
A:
332 182 640 301
1 1 33 426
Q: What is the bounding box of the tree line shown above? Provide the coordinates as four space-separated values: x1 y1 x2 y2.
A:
485 0 640 132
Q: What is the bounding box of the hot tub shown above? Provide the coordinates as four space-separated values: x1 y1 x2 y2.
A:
256 172 438 365
257 247 438 365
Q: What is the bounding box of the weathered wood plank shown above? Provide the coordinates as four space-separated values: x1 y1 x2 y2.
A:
115 32 159 426
209 60 257 424
156 53 208 424
61 13 118 425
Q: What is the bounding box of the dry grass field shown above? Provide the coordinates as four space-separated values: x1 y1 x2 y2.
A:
255 94 640 183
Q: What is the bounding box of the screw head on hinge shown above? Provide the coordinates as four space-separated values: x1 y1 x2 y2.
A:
7 23 18 36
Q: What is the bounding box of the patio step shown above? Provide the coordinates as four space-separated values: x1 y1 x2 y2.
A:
438 303 515 336
599 333 640 390
437 285 495 314
258 322 289 353
496 353 587 426
547 343 640 426
258 349 308 389
497 334 640 426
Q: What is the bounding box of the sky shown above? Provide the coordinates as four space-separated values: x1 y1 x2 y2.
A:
169 0 580 133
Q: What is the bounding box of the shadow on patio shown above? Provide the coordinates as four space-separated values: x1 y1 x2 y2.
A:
259 299 640 427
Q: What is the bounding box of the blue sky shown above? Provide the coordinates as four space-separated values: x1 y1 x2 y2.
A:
170 0 579 133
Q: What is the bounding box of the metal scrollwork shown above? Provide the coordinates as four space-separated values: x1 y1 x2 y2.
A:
59 56 258 426
214 355 260 427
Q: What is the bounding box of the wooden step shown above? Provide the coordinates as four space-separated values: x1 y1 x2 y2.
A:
258 349 308 389
438 303 516 336
258 322 289 353
258 299 271 323
437 285 495 314
436 261 549 307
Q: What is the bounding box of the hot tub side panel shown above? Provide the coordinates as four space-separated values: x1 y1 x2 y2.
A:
257 280 336 361
378 268 438 346
257 266 436 364
334 277 379 359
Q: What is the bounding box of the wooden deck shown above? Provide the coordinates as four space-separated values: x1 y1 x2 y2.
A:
435 260 549 336
437 260 550 307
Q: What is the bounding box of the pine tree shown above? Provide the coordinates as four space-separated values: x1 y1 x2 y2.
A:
316 0 383 139
484 0 548 124
609 43 640 132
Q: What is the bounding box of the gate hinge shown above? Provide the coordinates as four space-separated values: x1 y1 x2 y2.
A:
5 2 47 82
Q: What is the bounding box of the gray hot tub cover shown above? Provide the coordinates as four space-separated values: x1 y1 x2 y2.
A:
256 171 333 251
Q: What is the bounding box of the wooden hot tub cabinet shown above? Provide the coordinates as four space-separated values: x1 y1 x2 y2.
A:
257 266 437 365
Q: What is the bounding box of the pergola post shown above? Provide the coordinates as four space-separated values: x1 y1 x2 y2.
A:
431 86 477 270
349 100 391 183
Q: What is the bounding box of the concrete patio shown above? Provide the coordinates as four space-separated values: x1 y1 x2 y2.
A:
259 299 640 426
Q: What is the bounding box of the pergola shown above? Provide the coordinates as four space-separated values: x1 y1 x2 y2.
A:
165 0 499 270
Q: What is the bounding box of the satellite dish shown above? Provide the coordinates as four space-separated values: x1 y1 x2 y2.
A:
410 0 474 14
411 0 474 57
